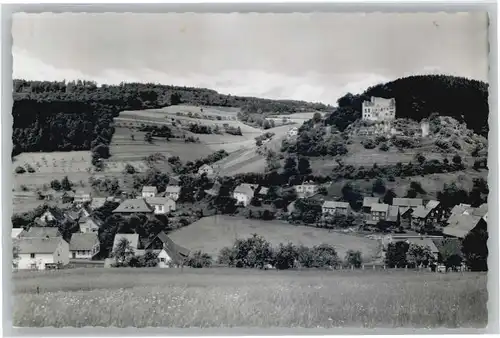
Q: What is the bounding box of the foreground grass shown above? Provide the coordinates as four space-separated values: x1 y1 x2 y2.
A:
12 268 487 328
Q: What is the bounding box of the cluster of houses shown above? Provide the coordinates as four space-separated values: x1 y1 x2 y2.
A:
12 184 189 271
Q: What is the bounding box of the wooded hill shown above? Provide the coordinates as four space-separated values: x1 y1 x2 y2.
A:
12 79 330 156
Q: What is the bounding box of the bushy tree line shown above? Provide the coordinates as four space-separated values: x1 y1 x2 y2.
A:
167 150 229 175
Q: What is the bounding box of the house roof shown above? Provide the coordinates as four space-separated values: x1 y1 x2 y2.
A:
322 201 349 209
392 198 423 207
443 214 482 238
90 197 107 210
234 183 257 196
70 233 99 251
363 197 380 208
258 187 269 195
471 203 488 217
145 197 175 206
142 186 157 193
145 231 190 264
287 200 297 213
450 204 472 216
20 226 60 238
15 237 63 254
63 191 75 197
426 200 440 210
199 164 212 171
113 199 153 213
43 207 67 222
78 216 103 228
11 228 24 239
113 233 139 251
412 205 432 219
371 203 389 213
387 205 399 221
406 238 439 253
165 185 181 193
75 190 91 197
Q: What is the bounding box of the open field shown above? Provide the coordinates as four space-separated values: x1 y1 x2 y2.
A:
169 215 381 261
12 268 487 328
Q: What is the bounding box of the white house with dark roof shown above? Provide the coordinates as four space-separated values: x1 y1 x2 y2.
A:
322 201 351 216
69 233 100 259
112 199 154 214
145 197 176 215
233 184 258 206
14 237 69 270
78 216 102 233
144 231 190 268
74 190 92 205
142 186 158 198
198 164 214 176
164 185 181 201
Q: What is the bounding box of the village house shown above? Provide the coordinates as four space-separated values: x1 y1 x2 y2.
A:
449 203 473 217
322 201 351 216
78 216 102 233
233 183 258 207
386 205 400 226
112 198 154 215
294 182 317 198
90 197 107 210
362 96 396 122
14 237 70 270
443 213 486 239
363 197 380 213
69 233 100 259
144 231 190 268
164 185 181 201
20 226 62 239
39 189 57 201
425 200 446 223
61 191 75 204
392 198 423 227
257 186 269 197
367 203 389 225
145 197 176 215
37 208 67 225
198 164 214 176
11 228 24 239
410 206 433 230
142 186 158 198
74 190 92 205
287 127 299 137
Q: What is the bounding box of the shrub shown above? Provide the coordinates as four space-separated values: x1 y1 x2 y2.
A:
392 136 417 149
15 166 26 174
186 251 213 268
217 247 236 266
25 164 36 173
435 139 450 150
124 164 137 174
310 244 340 268
50 179 62 191
273 243 298 270
362 139 376 149
379 143 389 151
345 250 362 268
452 140 462 150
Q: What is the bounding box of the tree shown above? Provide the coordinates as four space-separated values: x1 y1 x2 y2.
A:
112 238 135 265
385 241 410 268
406 243 435 268
382 189 397 205
415 153 426 165
372 178 386 194
452 154 462 165
462 223 488 271
144 132 153 143
170 92 182 105
283 156 298 177
92 144 110 159
231 234 275 269
273 243 298 270
123 164 136 174
312 112 322 123
310 244 339 268
61 176 72 191
345 250 362 268
186 251 213 268
15 166 26 174
50 179 62 191
297 157 312 176
12 242 20 269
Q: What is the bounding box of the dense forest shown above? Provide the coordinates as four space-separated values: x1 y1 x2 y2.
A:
12 79 331 156
334 75 489 136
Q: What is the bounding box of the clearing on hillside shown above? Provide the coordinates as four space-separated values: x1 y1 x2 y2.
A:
168 215 381 261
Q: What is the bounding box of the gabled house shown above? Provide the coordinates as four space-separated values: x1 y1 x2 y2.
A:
204 181 221 197
294 182 317 198
74 190 92 205
112 199 154 215
164 185 181 201
38 208 67 225
411 206 433 230
69 233 100 259
14 237 69 270
142 186 158 198
386 205 400 226
198 164 214 176
233 184 258 207
145 197 176 215
39 189 57 201
449 203 473 217
20 226 61 239
144 231 190 268
61 191 75 204
443 214 485 239
257 186 269 197
425 200 446 223
363 197 380 213
367 203 389 225
78 216 102 233
393 198 423 227
322 201 351 216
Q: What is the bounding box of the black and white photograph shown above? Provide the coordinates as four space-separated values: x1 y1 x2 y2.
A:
9 11 491 329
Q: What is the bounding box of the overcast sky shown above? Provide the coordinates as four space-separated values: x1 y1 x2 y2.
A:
12 12 489 104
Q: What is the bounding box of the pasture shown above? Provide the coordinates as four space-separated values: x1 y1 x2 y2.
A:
168 215 381 261
12 268 487 328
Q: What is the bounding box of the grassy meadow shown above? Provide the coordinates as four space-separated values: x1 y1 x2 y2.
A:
12 268 487 328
